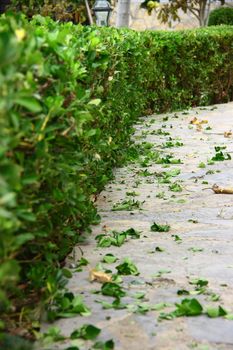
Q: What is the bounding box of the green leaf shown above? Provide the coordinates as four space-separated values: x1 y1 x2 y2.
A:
211 147 231 161
206 307 218 318
102 254 118 264
134 303 151 314
156 155 181 164
116 258 139 276
42 326 66 343
133 292 145 299
114 232 127 246
155 246 165 252
14 233 35 249
151 222 170 232
164 168 181 177
98 299 126 310
112 199 143 211
92 339 114 349
76 257 89 268
189 278 208 287
151 302 170 311
126 191 139 197
188 247 203 253
101 282 126 298
169 182 182 192
71 324 101 340
16 209 36 222
198 162 206 168
175 298 203 316
177 289 190 295
206 306 227 318
172 234 182 243
124 228 141 239
162 141 183 148
14 97 42 112
158 311 176 321
0 260 20 285
225 313 233 320
96 228 140 249
88 99 101 106
57 295 91 318
62 268 73 278
208 293 220 302
97 236 116 248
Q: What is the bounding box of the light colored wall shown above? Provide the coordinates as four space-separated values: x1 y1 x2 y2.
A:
110 1 233 30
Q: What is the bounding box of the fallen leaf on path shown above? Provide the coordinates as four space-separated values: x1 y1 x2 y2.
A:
190 117 208 125
89 269 112 283
102 225 111 233
212 184 233 194
190 117 198 124
224 131 232 138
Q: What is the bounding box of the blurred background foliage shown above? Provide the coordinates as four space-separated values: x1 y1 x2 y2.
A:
208 6 233 25
3 0 92 24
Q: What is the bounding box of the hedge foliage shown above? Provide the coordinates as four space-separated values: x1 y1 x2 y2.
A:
208 7 233 26
1 13 233 325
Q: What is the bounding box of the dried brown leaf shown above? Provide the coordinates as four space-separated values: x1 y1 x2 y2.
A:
212 184 233 194
89 269 112 283
224 131 232 138
190 117 208 125
190 117 198 125
102 225 111 233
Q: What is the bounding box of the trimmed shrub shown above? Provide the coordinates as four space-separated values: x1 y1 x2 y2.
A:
1 13 233 327
208 7 233 26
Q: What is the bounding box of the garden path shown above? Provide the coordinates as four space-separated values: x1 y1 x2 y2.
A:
43 102 233 350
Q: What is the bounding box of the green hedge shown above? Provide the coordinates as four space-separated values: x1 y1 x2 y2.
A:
208 7 233 26
1 13 233 326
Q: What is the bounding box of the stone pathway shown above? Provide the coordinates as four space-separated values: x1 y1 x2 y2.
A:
44 102 233 350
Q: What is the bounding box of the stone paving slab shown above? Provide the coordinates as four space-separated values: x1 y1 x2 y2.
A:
42 102 233 350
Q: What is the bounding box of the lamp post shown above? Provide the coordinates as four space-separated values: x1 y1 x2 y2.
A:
92 0 112 26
